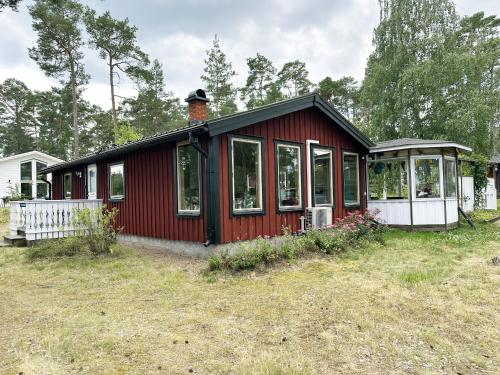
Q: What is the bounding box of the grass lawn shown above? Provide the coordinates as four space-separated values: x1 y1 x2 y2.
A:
0 219 499 374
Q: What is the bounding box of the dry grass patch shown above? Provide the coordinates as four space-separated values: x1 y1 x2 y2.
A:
0 224 499 374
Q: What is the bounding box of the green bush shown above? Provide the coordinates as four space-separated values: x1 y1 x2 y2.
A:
208 210 387 272
26 206 121 261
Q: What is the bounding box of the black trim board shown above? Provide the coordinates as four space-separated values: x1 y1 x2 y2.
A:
274 140 305 213
206 135 221 244
227 134 266 217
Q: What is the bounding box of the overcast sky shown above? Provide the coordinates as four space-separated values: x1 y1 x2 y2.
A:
0 0 498 109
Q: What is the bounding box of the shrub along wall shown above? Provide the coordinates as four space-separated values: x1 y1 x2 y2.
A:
208 210 386 272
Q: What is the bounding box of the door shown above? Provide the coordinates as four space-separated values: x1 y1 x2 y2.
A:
87 164 97 199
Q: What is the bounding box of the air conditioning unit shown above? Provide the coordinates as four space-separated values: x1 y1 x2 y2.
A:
306 207 332 229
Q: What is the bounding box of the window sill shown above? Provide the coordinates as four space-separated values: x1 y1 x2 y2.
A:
108 197 125 202
277 207 304 213
176 212 201 219
231 209 265 217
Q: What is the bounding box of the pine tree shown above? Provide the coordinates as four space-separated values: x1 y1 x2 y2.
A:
240 53 277 109
0 0 22 12
29 0 87 158
0 78 35 156
201 35 237 118
318 76 360 121
123 59 185 136
84 10 149 143
276 60 312 97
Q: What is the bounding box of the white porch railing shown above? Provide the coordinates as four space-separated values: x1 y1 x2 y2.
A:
9 199 103 241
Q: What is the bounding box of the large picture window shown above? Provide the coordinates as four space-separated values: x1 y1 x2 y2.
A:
414 158 441 199
176 142 201 214
311 146 334 206
276 143 302 210
230 136 264 213
444 158 457 198
63 172 72 199
368 159 408 200
109 163 125 200
343 152 360 206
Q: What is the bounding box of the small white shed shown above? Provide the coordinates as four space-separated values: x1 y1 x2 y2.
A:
0 151 64 203
367 139 471 231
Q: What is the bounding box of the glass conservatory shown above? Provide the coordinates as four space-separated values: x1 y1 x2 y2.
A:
367 139 471 230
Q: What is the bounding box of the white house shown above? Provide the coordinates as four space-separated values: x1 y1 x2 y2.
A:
0 151 64 202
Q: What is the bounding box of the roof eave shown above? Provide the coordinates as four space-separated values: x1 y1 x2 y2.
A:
369 143 472 153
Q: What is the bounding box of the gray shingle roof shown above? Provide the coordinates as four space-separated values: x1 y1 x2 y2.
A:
490 154 500 164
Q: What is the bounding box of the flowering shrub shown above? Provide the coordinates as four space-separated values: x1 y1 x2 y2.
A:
208 209 387 272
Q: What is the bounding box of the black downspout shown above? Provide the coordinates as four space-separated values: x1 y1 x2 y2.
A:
189 130 208 158
40 177 52 200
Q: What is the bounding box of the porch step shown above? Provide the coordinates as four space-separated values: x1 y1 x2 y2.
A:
3 234 27 247
0 241 10 247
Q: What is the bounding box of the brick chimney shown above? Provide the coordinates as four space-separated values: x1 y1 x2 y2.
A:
185 89 209 124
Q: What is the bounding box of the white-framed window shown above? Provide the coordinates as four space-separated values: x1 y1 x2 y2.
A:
87 164 97 199
108 162 125 200
230 136 264 214
413 156 442 199
63 172 72 199
444 157 457 198
276 142 302 210
311 145 334 207
343 152 360 206
176 141 201 215
368 158 408 201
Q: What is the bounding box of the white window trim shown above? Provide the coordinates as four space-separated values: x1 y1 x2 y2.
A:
411 155 443 201
231 137 264 213
311 146 334 207
343 152 360 206
87 164 97 199
276 143 302 210
108 162 125 200
176 141 201 215
63 172 72 199
367 157 410 202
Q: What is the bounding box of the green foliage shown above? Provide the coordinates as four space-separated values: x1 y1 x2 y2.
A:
122 59 186 136
318 76 360 121
240 53 278 109
116 123 141 145
361 1 499 156
29 0 88 158
208 211 387 272
26 207 120 260
201 35 237 118
84 9 149 142
0 78 35 155
470 154 489 209
276 60 312 97
0 0 22 12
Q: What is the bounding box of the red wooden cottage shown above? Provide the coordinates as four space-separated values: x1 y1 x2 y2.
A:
43 90 373 251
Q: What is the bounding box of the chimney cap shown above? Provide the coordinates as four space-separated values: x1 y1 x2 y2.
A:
185 89 209 103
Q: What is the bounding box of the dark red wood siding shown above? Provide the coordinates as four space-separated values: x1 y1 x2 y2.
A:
53 142 208 243
218 107 367 243
51 167 86 200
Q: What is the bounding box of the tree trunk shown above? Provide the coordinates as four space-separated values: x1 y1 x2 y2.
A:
109 57 118 143
69 59 79 158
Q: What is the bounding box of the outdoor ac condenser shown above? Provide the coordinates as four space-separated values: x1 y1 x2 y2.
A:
306 207 332 229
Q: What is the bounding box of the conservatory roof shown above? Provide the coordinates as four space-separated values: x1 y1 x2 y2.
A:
370 138 472 153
